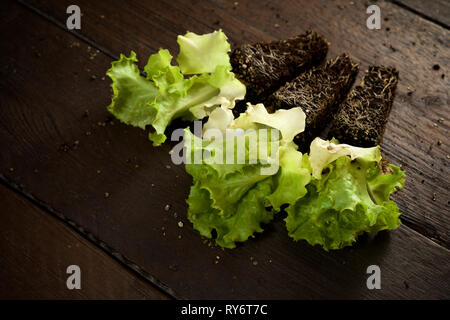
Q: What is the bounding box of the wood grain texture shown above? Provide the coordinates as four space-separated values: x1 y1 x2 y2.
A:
392 0 450 28
1 0 449 299
22 0 450 247
0 184 169 299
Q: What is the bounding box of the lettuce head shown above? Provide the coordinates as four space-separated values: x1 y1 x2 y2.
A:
285 138 405 251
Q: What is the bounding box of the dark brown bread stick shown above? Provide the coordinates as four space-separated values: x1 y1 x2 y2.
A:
230 30 328 104
328 66 399 147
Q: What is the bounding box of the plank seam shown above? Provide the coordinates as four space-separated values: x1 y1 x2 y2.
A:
0 175 180 300
389 0 450 30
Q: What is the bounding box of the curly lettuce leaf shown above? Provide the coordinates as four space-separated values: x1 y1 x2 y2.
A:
232 104 306 144
177 30 231 74
106 51 159 130
187 179 274 248
185 105 310 248
106 31 245 146
267 148 311 210
185 126 277 218
309 137 381 179
185 127 276 248
285 138 405 251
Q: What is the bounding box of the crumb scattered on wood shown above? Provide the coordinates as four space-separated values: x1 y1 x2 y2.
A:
104 192 110 198
168 264 178 271
406 87 414 96
59 143 71 152
164 204 170 211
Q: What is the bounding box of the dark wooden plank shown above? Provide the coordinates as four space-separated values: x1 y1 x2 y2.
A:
0 184 169 299
1 0 450 299
21 0 270 65
22 0 450 247
392 0 450 28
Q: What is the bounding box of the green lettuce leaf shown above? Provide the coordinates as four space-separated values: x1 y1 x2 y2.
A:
308 137 381 179
106 30 245 146
187 179 274 248
104 29 407 251
185 105 311 248
285 138 405 251
177 30 231 74
267 147 311 210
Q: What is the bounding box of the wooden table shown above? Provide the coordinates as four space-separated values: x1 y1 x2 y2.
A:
1 0 449 299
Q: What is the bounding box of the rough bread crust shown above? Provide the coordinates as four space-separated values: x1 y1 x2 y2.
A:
230 30 329 104
328 66 399 147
